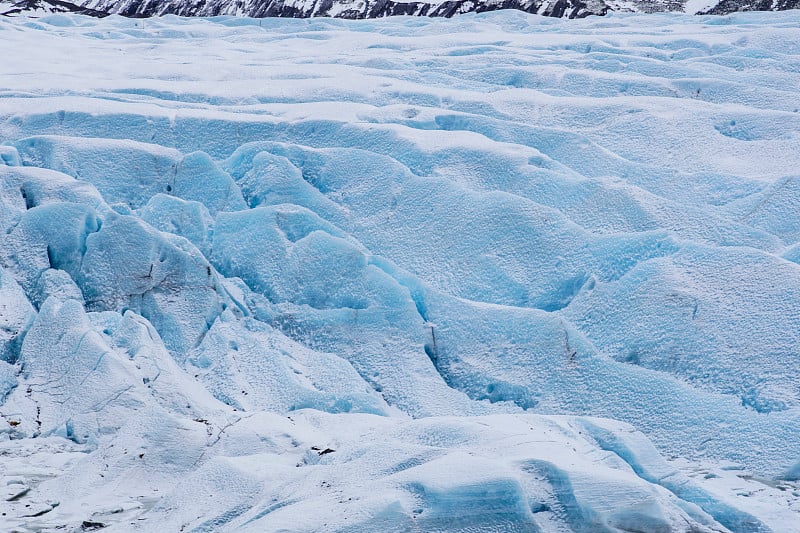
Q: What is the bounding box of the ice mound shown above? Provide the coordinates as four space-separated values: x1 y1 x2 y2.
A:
1 9 799 532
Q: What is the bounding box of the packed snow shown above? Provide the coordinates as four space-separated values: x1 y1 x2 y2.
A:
1 9 799 532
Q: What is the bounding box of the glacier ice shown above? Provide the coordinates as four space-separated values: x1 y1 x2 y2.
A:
0 266 35 363
1 9 800 532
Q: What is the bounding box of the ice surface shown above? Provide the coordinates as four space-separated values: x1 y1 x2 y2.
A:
1 9 799 532
0 267 35 363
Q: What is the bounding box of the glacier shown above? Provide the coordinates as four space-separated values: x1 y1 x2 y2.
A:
1 9 800 532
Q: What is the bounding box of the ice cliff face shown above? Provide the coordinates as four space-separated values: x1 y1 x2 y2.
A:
1 0 798 18
1 9 800 532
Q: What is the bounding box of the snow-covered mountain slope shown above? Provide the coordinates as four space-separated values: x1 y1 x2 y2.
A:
1 9 800 532
0 0 608 18
1 0 798 18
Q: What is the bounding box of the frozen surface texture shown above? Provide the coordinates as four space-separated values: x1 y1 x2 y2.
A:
1 10 799 532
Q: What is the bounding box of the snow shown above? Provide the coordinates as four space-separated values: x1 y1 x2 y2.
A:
684 0 726 12
1 9 799 532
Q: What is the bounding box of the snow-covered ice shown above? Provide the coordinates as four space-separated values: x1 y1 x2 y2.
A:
1 9 799 532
